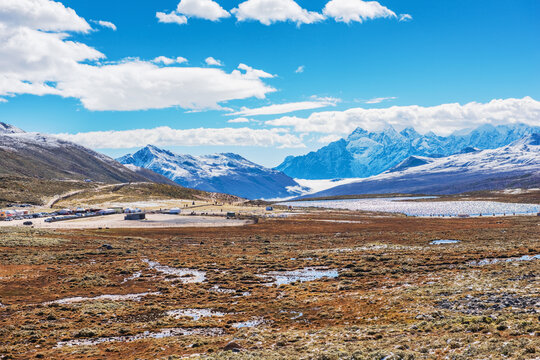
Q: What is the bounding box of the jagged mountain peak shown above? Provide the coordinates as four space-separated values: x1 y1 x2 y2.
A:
117 145 301 199
400 127 420 138
303 138 540 197
276 123 540 180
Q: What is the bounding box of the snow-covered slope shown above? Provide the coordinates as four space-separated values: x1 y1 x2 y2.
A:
118 145 303 199
0 122 163 183
277 123 540 179
301 134 540 197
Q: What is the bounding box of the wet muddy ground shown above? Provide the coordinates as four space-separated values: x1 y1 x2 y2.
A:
0 212 538 359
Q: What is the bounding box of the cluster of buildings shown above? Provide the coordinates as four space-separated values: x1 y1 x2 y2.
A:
0 209 33 220
0 206 145 223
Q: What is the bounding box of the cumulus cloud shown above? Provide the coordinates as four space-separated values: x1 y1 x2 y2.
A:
365 96 396 104
323 0 396 23
176 0 230 21
205 56 223 66
0 0 276 111
265 97 540 136
228 117 251 123
230 97 340 116
152 56 188 65
156 11 188 25
0 0 91 32
318 134 342 143
54 126 305 149
231 0 325 26
58 62 275 111
95 20 117 31
295 65 305 73
399 13 412 22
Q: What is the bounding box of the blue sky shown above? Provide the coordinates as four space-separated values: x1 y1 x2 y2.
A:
1 0 539 166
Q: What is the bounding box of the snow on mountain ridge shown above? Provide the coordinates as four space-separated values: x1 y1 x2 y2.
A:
301 135 540 197
276 123 540 179
0 122 25 134
118 145 301 199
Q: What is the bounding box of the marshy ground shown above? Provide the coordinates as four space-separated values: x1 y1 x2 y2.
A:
0 211 538 359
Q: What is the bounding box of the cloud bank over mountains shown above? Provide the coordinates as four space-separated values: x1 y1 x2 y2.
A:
266 97 540 136
55 127 305 149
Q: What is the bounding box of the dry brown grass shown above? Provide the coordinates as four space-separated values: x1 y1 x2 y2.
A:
0 212 538 359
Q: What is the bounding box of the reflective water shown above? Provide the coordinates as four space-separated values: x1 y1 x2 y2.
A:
469 254 540 266
43 292 160 305
166 308 225 321
261 267 339 285
143 259 206 283
280 197 540 217
232 319 264 328
430 239 460 245
56 327 223 347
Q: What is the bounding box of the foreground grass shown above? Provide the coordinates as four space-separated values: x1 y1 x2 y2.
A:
0 213 538 359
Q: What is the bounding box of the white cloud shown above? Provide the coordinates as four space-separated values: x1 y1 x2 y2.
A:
231 0 325 26
54 126 305 149
295 65 305 73
265 97 540 136
156 11 188 25
399 13 412 22
0 0 91 32
152 56 188 65
230 97 340 116
0 0 276 111
317 134 342 143
323 0 396 24
365 96 396 104
228 117 251 123
176 0 230 21
57 62 275 111
95 20 117 31
205 56 223 66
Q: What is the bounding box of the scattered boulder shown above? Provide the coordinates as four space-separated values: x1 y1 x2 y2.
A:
223 341 242 352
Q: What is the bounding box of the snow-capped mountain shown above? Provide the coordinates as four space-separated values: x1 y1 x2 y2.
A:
118 145 302 199
301 133 540 198
0 122 170 184
276 123 540 179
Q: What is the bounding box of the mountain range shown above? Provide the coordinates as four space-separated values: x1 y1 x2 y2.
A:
276 123 540 179
302 133 540 198
117 145 302 199
0 122 174 185
2 121 538 200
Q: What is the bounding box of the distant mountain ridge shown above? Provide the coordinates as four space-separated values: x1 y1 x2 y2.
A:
276 123 540 179
0 122 173 184
118 145 302 199
301 133 540 198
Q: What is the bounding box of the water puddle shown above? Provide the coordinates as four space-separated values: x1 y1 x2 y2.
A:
209 285 236 294
43 292 161 305
430 239 460 245
122 271 142 283
208 285 250 297
469 254 540 266
232 318 265 328
260 267 339 285
143 259 206 283
166 308 225 321
281 310 303 320
56 327 224 347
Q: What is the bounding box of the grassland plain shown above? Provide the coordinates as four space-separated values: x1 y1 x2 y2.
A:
0 212 539 359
